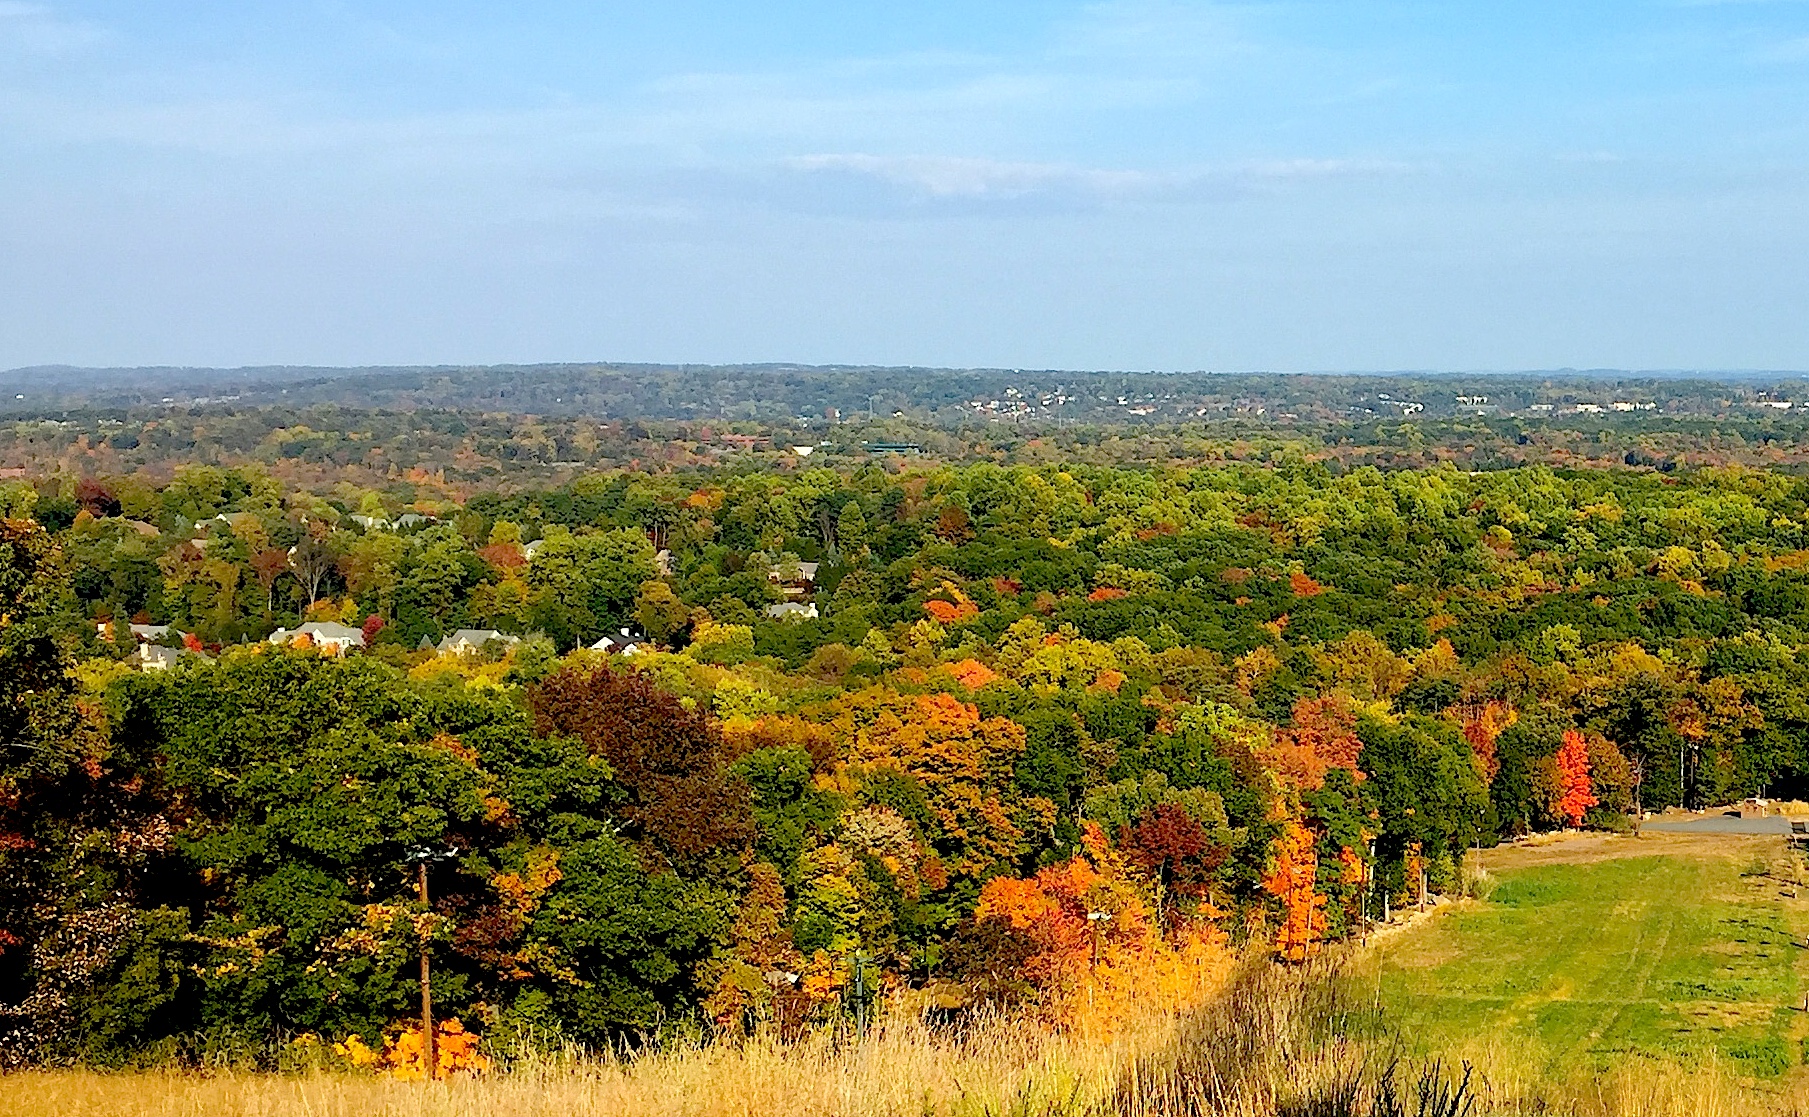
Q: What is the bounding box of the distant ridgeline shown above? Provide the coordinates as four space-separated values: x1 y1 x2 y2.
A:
4 361 1807 423
7 364 1809 481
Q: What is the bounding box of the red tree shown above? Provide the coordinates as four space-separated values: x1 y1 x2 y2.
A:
74 478 120 518
529 663 752 872
1554 729 1597 827
1266 694 1364 790
1121 803 1226 921
1462 701 1516 782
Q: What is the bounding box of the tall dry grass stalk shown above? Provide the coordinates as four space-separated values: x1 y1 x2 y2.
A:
0 1006 1180 1117
6 959 1809 1117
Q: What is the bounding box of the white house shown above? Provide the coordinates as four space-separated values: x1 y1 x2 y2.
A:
590 627 646 656
97 621 175 644
765 602 819 621
434 629 520 656
269 621 367 656
766 560 820 599
134 644 186 672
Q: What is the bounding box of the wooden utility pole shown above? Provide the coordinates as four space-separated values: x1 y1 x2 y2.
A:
417 861 436 1080
1631 757 1644 837
416 858 437 1078
403 843 456 1081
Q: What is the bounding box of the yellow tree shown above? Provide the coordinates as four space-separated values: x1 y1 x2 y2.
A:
833 689 1034 876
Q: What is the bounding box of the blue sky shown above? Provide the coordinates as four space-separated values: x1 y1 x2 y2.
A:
4 2 1809 371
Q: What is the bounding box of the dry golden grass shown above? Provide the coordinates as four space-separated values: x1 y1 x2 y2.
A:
8 1006 1809 1117
11 909 1809 1117
1480 829 1777 870
0 1009 1178 1117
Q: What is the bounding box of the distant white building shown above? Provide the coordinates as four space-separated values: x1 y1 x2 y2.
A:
352 512 434 532
765 602 819 621
766 560 820 599
134 644 187 672
269 621 367 656
432 629 520 656
590 627 646 656
97 621 176 644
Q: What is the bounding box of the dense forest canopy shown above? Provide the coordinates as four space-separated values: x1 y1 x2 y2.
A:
11 366 1809 493
5 362 1801 419
7 410 1809 1063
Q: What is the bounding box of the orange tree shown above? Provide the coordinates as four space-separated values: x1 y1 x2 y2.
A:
1263 818 1327 963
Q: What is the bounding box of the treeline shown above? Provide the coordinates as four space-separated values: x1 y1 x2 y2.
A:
5 456 1809 1062
13 396 1809 497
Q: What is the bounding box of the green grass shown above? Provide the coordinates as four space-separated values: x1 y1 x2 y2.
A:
1371 842 1809 1077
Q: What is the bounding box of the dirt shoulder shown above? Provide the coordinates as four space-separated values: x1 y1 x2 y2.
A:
1477 829 1784 873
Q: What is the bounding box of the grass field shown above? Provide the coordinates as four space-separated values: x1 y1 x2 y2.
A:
1370 831 1809 1080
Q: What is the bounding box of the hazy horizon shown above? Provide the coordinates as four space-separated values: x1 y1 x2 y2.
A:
9 362 1809 382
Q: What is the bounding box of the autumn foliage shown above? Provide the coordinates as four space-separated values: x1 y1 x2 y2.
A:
924 598 980 624
1265 694 1363 791
1554 729 1597 827
972 822 1233 1032
837 690 1032 876
1289 570 1325 597
1461 701 1516 782
329 1018 489 1080
17 446 1781 1066
529 662 753 870
1263 820 1328 963
945 657 1001 690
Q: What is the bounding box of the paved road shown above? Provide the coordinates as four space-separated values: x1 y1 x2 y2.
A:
1641 814 1793 834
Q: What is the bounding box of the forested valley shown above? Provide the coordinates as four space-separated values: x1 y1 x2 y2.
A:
5 444 1809 1069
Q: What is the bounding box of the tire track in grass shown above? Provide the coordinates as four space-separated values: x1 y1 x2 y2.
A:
1380 838 1796 1071
1570 859 1677 1065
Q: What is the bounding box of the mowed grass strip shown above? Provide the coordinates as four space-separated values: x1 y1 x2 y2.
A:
1371 835 1809 1077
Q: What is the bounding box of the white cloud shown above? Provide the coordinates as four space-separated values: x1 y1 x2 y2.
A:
785 153 1161 198
785 152 1416 203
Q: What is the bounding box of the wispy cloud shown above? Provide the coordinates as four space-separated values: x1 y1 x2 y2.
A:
784 152 1417 203
1050 0 1251 66
785 153 1164 199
